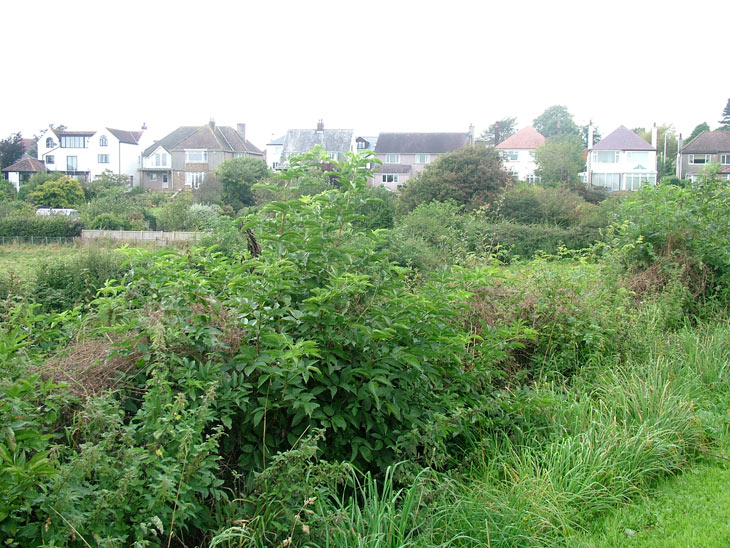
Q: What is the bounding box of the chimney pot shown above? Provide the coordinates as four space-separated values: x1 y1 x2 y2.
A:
209 118 216 130
316 119 324 132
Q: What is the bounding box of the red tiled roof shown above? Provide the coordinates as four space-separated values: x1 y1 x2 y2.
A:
495 126 545 150
2 157 46 173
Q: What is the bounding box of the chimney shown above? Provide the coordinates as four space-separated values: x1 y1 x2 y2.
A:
209 118 216 130
316 119 324 132
468 124 475 145
651 123 657 149
677 133 683 178
237 123 246 142
588 122 594 149
141 122 147 131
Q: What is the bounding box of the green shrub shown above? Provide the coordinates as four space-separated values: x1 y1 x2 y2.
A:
498 184 591 227
0 216 83 238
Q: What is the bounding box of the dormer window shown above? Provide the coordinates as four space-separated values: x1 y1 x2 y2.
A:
99 135 108 147
46 137 55 148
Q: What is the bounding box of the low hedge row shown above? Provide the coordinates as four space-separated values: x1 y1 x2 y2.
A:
0 217 84 238
481 222 600 259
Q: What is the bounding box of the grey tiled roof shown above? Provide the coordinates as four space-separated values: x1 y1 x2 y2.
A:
591 125 654 151
281 129 353 156
144 125 263 157
682 130 730 153
107 128 141 144
374 132 470 154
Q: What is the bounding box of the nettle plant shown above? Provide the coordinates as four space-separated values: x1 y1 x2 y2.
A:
68 148 496 541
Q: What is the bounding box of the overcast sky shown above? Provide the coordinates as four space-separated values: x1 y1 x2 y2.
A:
2 0 727 149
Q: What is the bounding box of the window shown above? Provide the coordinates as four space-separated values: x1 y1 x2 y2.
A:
622 173 655 191
163 174 168 183
185 171 207 189
66 156 78 171
357 141 367 150
327 151 339 161
689 154 710 164
593 151 620 163
98 154 110 163
626 151 649 168
414 153 430 164
45 137 55 148
154 153 168 167
99 135 108 147
45 155 55 164
185 150 208 163
501 150 518 162
381 174 399 184
150 173 158 181
385 153 400 164
721 154 730 165
60 135 90 148
591 172 620 191
526 174 542 183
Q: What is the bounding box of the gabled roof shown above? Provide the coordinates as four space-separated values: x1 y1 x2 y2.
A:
681 130 730 154
495 126 545 150
374 132 469 154
143 126 199 156
106 128 142 145
267 135 286 146
2 157 46 173
281 128 353 155
143 124 263 157
591 125 654 151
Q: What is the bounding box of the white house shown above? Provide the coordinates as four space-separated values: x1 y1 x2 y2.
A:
495 126 546 182
37 126 146 185
266 134 285 170
586 125 657 191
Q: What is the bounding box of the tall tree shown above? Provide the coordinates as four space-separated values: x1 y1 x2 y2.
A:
686 122 710 144
533 105 580 139
581 124 602 149
534 134 585 185
0 132 24 170
397 146 512 213
216 157 269 211
719 98 730 130
478 117 517 146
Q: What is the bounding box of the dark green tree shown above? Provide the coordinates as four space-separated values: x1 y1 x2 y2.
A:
0 132 24 170
686 122 710 144
478 117 517 146
216 157 269 211
581 124 602 148
534 134 585 184
533 105 580 139
397 145 512 213
719 98 730 129
29 176 85 208
0 179 17 201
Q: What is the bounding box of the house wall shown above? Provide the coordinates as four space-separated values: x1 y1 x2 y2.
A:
372 172 412 192
678 152 730 179
587 149 657 190
141 170 173 191
267 143 283 169
499 149 538 180
7 171 20 191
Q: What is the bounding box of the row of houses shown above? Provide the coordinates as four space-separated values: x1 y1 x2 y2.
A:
4 119 730 194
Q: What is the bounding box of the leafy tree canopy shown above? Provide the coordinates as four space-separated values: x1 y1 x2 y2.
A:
397 145 512 214
533 105 580 139
534 134 585 185
29 176 85 208
0 132 24 170
478 117 517 146
216 156 269 212
719 98 730 130
687 122 710 144
18 171 65 202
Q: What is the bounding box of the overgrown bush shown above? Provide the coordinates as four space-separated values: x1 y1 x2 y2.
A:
0 216 83 238
498 183 591 227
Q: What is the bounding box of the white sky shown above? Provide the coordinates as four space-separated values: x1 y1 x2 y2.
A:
1 0 727 148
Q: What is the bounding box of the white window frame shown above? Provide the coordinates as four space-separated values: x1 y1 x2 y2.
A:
385 153 400 164
154 153 168 167
689 154 710 165
185 149 208 163
720 154 730 165
381 174 399 184
99 135 108 147
414 153 430 164
501 150 519 162
45 137 55 148
327 151 339 161
150 173 158 181
45 155 55 164
66 156 78 171
97 154 110 164
593 150 620 163
185 171 207 189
